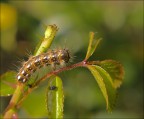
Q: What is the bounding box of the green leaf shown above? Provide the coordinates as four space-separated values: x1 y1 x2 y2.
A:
0 71 17 96
98 60 124 88
85 32 102 61
34 24 58 56
46 76 64 118
87 65 117 112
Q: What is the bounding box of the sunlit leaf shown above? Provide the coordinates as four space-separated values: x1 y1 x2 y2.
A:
98 60 124 88
85 32 102 60
87 65 117 111
46 76 64 118
0 71 17 96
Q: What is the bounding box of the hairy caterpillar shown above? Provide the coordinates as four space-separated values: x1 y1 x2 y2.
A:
17 49 71 83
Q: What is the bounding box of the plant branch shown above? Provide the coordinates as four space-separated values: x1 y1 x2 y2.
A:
3 60 89 118
3 59 101 119
18 60 101 106
17 61 87 105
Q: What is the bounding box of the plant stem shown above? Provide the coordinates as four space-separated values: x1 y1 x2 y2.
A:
17 61 87 105
3 60 96 118
34 24 58 56
35 61 86 85
3 83 24 119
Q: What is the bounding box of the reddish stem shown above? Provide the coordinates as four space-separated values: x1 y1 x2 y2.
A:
4 60 97 118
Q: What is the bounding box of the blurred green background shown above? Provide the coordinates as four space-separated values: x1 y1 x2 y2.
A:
0 1 143 118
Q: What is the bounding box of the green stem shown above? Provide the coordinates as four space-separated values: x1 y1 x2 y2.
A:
3 84 24 119
3 58 96 118
4 24 58 119
3 109 16 119
3 25 101 118
34 24 58 56
17 61 87 106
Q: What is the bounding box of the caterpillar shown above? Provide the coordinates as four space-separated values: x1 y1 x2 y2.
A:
16 49 71 83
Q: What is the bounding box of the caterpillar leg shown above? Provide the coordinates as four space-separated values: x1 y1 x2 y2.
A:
27 74 39 88
51 63 56 71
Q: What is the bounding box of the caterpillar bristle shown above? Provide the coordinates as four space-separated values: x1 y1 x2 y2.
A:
16 48 72 83
25 49 32 57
